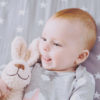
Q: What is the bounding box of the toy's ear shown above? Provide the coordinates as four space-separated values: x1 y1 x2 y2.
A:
11 36 27 60
24 38 40 66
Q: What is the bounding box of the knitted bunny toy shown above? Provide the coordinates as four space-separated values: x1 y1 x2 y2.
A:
1 36 40 100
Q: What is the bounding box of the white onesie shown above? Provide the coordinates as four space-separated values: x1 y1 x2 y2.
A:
24 63 95 100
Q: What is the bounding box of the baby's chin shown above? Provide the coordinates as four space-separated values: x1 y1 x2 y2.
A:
41 60 55 70
42 62 76 72
42 62 52 69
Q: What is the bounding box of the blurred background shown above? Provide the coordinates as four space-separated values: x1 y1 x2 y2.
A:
0 0 100 100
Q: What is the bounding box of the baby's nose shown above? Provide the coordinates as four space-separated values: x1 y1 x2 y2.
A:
43 44 50 52
43 47 49 52
15 64 25 70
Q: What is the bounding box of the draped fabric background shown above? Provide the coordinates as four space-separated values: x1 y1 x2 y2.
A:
0 0 100 100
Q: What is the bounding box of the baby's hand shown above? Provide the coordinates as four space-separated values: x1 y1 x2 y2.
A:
23 89 46 100
0 78 11 98
23 89 40 100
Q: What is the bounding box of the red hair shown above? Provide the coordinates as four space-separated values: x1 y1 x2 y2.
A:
52 8 97 50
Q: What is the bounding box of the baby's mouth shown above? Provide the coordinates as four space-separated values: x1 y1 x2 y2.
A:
42 56 52 62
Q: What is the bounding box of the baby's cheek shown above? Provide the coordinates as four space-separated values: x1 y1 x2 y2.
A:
38 42 41 50
39 44 42 54
53 53 64 66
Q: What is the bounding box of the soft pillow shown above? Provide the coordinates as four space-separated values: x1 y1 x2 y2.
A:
82 23 100 100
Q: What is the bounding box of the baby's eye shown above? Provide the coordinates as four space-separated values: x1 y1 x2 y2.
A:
41 37 47 41
53 43 62 47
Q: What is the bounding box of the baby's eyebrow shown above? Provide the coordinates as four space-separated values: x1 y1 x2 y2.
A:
40 36 46 39
53 40 62 43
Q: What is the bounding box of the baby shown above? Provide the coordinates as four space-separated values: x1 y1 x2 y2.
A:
0 8 97 100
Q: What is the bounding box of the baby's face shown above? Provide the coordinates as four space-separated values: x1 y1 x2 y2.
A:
39 18 84 72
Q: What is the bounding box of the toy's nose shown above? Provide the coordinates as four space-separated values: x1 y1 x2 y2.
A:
15 64 25 70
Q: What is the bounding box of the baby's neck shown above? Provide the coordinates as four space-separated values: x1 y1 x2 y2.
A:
47 66 78 72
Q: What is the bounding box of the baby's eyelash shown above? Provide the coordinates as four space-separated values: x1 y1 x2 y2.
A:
53 43 62 47
41 37 46 41
41 37 62 47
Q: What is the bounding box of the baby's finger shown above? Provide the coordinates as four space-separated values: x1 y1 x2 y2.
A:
7 86 12 91
0 90 2 97
4 87 11 97
0 89 5 98
0 86 10 97
5 90 10 97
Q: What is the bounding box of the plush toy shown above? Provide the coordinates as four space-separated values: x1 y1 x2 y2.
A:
1 36 40 100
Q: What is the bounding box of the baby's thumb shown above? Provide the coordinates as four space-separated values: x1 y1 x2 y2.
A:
7 86 12 91
4 87 11 97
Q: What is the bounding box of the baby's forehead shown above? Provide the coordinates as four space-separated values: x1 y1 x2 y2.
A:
43 19 85 37
46 17 86 31
43 18 88 42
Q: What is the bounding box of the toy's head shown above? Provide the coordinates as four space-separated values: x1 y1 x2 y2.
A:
1 36 40 90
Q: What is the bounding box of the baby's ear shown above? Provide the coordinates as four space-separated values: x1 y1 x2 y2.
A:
11 36 27 60
76 49 89 65
24 38 40 66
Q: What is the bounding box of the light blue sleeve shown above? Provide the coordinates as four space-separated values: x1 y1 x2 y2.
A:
70 73 95 100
